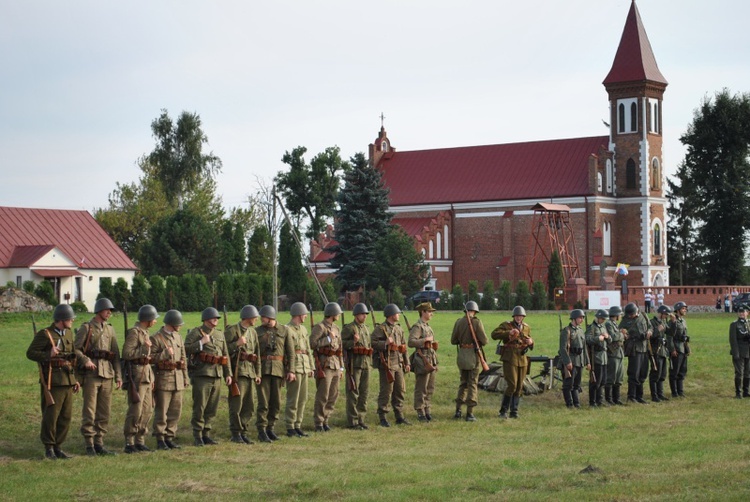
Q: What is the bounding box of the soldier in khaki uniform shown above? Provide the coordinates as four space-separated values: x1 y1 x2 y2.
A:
310 302 343 431
150 309 188 450
492 306 534 418
185 307 232 446
451 301 487 421
225 305 262 444
558 309 589 408
729 305 750 398
27 304 81 460
122 304 158 453
372 303 411 427
74 297 121 456
341 303 373 429
649 305 672 402
255 305 296 443
285 302 313 437
585 310 610 407
408 302 439 422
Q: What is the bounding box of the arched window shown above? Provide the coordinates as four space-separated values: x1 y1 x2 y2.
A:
443 225 449 258
603 222 612 256
653 223 662 256
618 103 625 133
626 159 637 189
381 140 388 152
436 232 442 259
606 159 613 194
630 102 638 132
597 172 603 192
651 157 661 190
428 240 434 259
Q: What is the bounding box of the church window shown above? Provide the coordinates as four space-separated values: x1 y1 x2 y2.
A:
651 158 661 190
436 232 442 259
443 225 449 258
428 240 434 259
630 102 638 132
603 222 612 256
653 223 662 256
618 103 625 133
626 159 636 189
617 98 638 134
606 159 613 194
649 99 660 134
382 140 388 152
597 173 603 192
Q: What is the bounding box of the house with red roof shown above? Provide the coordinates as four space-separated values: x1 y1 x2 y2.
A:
362 0 668 295
0 206 137 309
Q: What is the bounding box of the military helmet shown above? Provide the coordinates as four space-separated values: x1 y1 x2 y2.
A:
290 302 309 317
624 303 638 315
138 304 159 322
569 309 585 320
674 301 688 311
240 305 260 319
201 307 220 321
94 297 115 313
324 302 342 317
609 305 623 317
595 309 608 319
163 309 184 326
511 306 526 317
464 301 480 313
352 303 369 315
53 304 76 322
259 305 276 319
657 305 673 315
738 304 750 313
383 303 401 318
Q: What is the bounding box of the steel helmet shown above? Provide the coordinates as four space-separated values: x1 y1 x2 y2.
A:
609 306 623 317
383 304 401 318
569 309 585 320
201 307 220 321
324 302 342 317
290 302 309 317
240 305 260 319
511 306 526 317
352 303 369 315
94 297 115 313
624 303 638 316
464 301 480 313
657 305 673 315
138 304 159 322
674 301 688 311
53 304 76 322
259 305 276 319
595 309 608 319
163 309 184 326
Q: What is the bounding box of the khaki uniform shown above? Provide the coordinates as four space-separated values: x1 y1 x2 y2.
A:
451 315 488 410
372 321 409 421
255 323 295 429
225 322 261 437
729 317 750 397
492 320 532 398
150 327 188 442
310 320 342 428
122 322 154 446
285 322 312 430
184 325 230 440
408 319 438 416
341 320 372 427
584 321 608 405
27 324 80 450
74 318 121 448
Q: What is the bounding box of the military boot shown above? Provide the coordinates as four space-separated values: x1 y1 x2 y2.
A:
257 428 272 443
735 377 743 399
417 410 428 422
635 384 649 404
157 440 171 450
613 384 624 405
231 434 246 443
45 446 57 460
266 428 279 440
562 388 573 408
743 378 750 397
604 385 614 405
425 408 434 422
596 386 606 406
588 385 597 407
670 379 678 398
657 381 669 401
509 396 520 418
571 389 580 408
499 395 511 417
465 406 476 422
453 405 463 420
676 379 685 397
650 382 660 402
627 382 637 403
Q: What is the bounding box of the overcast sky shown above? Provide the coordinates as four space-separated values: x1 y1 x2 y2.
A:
1 1 748 213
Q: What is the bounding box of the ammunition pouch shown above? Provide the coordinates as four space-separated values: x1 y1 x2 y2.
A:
387 343 407 354
130 356 152 365
261 355 283 361
318 347 342 357
86 349 116 361
49 358 73 368
156 360 186 371
198 353 228 365
423 340 439 351
239 352 258 362
352 347 374 356
569 347 583 356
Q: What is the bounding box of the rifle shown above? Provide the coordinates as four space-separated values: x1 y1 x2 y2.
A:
123 303 141 404
559 314 572 379
640 310 658 371
309 304 325 380
342 311 356 392
33 315 55 407
225 306 241 398
369 305 394 383
465 310 489 372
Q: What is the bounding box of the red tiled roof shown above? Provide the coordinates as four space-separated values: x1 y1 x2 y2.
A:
0 207 137 270
603 1 667 86
378 136 609 206
393 217 434 239
8 245 55 267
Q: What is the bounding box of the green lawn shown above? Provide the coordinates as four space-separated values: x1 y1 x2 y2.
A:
1 310 749 501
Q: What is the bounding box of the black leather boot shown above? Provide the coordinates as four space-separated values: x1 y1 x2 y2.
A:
605 385 613 405
650 382 660 402
657 381 669 401
499 395 511 417
258 428 272 443
613 384 624 405
509 396 520 418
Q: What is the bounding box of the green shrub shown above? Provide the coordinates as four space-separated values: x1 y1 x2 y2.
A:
70 301 88 313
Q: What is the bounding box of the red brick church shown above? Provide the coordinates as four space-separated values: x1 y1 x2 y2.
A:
314 1 669 296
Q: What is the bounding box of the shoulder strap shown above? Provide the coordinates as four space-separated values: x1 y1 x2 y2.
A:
82 322 93 353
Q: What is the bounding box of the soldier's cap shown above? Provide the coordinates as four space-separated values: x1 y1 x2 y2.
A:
739 304 750 313
416 302 437 312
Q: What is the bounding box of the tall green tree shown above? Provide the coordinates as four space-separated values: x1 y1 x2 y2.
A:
371 226 429 296
278 221 307 302
330 152 393 292
246 226 273 275
667 89 750 284
548 250 565 301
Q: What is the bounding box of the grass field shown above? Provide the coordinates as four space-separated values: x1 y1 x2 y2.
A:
1 309 750 501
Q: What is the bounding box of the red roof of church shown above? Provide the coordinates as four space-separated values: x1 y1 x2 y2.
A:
378 136 609 206
393 217 434 239
0 206 137 270
603 1 667 86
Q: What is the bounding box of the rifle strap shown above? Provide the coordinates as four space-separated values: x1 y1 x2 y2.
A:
82 323 94 353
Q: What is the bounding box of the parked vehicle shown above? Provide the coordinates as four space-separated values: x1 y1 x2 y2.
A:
732 293 750 312
406 290 442 309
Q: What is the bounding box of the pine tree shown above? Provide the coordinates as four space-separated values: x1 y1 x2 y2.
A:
278 221 308 302
246 226 273 275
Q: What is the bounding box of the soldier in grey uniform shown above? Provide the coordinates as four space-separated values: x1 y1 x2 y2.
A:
408 302 439 422
310 302 343 432
585 310 610 407
150 309 188 450
74 297 121 456
558 309 589 408
341 303 373 429
619 302 652 404
122 304 158 453
185 307 232 446
649 305 672 402
451 301 487 421
225 305 261 444
27 304 81 459
729 305 750 398
667 301 689 398
604 306 625 405
372 304 411 427
285 302 313 437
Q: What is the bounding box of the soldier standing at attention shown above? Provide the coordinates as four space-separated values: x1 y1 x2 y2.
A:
150 309 188 450
225 305 262 444
558 309 588 408
255 305 296 443
604 306 626 405
184 307 232 446
310 302 344 432
341 303 373 429
74 297 121 456
585 310 609 407
408 302 439 422
451 301 487 422
372 304 411 427
27 304 81 460
492 306 533 418
285 303 313 437
649 305 672 402
619 303 652 404
122 304 158 453
729 305 750 399
667 301 690 398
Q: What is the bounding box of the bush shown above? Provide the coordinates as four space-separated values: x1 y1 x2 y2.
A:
370 286 388 310
438 290 452 310
497 281 512 311
391 286 405 311
165 276 180 310
70 301 88 313
480 280 496 311
467 281 481 305
5 281 16 288
113 278 130 311
34 281 56 306
98 278 114 302
531 281 547 310
149 275 167 312
130 275 150 309
23 280 35 294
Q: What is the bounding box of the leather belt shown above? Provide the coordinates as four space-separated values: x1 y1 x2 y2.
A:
262 355 283 361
